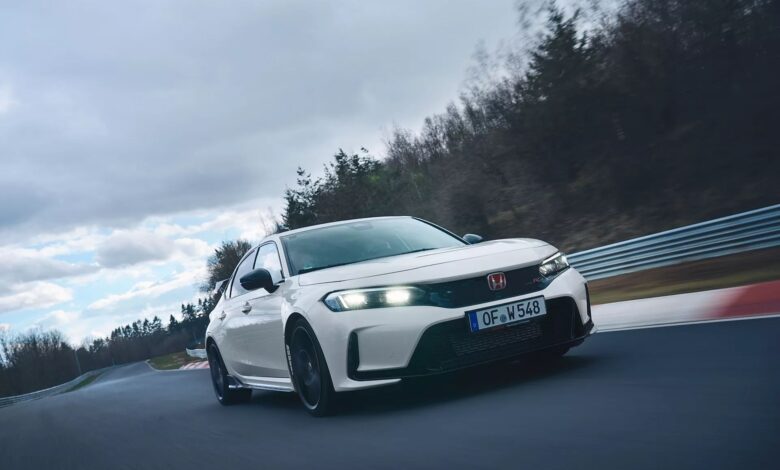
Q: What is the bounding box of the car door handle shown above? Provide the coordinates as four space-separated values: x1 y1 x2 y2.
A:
218 311 226 321
241 302 252 314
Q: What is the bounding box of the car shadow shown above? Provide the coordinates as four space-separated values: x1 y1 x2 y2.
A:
247 388 301 410
247 352 602 417
336 354 599 417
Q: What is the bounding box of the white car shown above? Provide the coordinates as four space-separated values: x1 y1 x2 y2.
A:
205 216 593 415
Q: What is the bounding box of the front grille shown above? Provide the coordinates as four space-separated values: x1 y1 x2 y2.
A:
349 296 589 381
421 265 558 309
450 321 542 356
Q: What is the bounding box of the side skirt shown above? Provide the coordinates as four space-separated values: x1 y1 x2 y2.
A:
229 374 294 393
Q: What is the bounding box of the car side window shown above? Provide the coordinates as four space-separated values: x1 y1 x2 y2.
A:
254 242 283 274
230 249 256 298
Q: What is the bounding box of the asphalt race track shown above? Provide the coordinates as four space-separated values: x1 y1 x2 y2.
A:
1 317 778 470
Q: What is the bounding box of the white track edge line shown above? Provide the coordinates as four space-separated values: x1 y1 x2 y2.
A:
596 312 780 333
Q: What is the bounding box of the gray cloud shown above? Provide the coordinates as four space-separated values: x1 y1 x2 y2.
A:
0 0 517 240
95 231 174 268
0 182 48 227
0 251 97 287
0 282 73 314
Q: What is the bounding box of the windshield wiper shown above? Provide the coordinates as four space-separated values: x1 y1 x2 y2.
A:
297 262 355 275
403 247 438 254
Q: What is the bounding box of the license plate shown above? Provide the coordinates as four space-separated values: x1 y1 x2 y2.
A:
466 296 547 332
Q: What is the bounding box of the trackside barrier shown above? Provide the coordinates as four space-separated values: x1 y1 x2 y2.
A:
0 367 111 409
186 348 207 359
568 204 780 280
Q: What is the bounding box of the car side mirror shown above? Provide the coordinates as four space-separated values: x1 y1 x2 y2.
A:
462 233 483 244
240 268 277 292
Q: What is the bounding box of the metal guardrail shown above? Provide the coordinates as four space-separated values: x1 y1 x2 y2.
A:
0 368 109 409
568 204 780 280
186 348 207 359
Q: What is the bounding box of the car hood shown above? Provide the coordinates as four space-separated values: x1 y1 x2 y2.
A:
297 238 556 286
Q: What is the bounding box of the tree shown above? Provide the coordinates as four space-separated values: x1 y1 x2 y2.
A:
0 329 80 396
282 168 321 229
201 240 252 293
197 296 217 317
181 303 197 322
168 315 179 332
282 149 397 230
150 316 162 334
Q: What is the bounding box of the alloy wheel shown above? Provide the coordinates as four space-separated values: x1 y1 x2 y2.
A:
291 327 322 409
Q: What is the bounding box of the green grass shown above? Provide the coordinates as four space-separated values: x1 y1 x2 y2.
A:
147 351 204 370
65 372 102 393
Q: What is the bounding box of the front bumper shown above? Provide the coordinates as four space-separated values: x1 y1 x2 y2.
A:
313 267 591 392
348 296 592 380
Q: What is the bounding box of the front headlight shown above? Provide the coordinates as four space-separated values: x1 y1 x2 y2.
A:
323 286 427 312
539 252 569 278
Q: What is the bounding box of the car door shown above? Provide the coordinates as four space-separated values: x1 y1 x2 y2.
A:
221 242 287 379
242 242 287 378
218 247 259 378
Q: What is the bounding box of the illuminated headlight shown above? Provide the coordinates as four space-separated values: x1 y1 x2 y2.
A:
539 252 569 278
323 287 426 312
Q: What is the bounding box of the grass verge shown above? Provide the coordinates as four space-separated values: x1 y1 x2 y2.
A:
148 351 204 370
66 372 103 393
589 247 780 304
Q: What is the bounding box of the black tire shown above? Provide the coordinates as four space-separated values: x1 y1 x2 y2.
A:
287 319 337 416
207 343 252 406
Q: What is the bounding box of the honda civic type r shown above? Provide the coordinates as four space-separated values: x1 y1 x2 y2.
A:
205 216 593 415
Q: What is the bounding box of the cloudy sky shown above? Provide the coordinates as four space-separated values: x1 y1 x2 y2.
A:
0 0 521 342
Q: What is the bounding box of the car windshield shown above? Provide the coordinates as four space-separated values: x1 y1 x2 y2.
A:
281 218 465 275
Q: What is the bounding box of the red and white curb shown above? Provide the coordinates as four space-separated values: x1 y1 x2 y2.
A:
179 361 209 370
593 279 780 332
